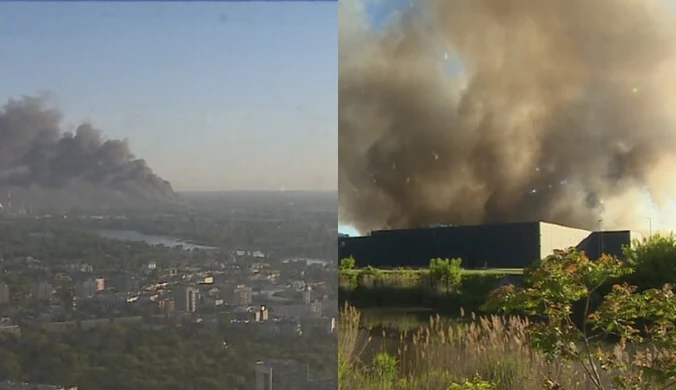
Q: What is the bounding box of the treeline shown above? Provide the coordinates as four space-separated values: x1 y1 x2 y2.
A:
0 323 336 390
84 215 337 259
0 222 188 271
0 222 191 302
339 234 676 316
338 257 510 315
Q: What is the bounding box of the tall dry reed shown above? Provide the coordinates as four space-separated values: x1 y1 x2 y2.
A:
338 303 371 382
338 305 648 390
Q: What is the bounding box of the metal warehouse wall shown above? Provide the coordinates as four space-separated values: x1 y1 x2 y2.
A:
338 224 640 269
339 235 369 263
539 222 591 260
339 222 543 269
576 231 634 260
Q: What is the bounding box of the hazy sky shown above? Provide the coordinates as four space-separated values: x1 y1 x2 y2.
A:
0 2 337 191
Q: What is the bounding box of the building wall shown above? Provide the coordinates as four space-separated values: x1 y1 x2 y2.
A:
339 222 636 269
232 285 253 307
539 222 591 260
576 231 638 260
340 222 543 269
175 287 198 313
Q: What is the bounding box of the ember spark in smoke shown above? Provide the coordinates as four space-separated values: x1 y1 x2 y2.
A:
339 0 676 234
0 95 180 207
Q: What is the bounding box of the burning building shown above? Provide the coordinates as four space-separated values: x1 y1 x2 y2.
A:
339 221 642 269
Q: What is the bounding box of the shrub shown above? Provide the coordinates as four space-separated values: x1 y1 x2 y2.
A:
623 233 676 291
340 256 356 271
447 376 497 390
372 352 398 384
429 258 463 293
484 248 676 390
338 304 612 390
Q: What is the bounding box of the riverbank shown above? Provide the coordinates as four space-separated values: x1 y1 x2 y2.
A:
95 229 218 251
339 268 523 315
339 305 640 390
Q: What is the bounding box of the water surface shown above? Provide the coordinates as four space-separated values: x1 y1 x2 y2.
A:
95 229 217 251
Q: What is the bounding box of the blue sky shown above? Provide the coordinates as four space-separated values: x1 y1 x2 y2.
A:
0 2 337 191
340 224 361 237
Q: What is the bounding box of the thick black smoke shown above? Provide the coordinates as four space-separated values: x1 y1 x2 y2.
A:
0 95 180 208
339 0 676 234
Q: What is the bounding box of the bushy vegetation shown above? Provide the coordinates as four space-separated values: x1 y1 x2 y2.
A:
0 222 188 272
339 304 616 390
0 322 336 390
339 257 520 316
624 234 676 292
340 234 676 390
487 248 676 389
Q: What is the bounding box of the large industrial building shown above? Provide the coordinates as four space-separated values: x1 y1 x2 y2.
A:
339 221 643 269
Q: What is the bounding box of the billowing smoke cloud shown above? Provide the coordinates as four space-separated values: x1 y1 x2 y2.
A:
0 95 181 208
339 0 676 234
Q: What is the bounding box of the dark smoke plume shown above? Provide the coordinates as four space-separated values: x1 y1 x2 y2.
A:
339 0 676 234
0 95 181 209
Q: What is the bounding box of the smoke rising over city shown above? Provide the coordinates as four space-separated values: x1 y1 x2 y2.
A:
339 0 676 234
0 95 180 210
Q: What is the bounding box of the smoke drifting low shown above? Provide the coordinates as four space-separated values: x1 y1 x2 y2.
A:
0 95 181 209
339 0 676 233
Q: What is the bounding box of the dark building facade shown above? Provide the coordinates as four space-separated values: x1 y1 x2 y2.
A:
576 231 637 261
339 221 642 269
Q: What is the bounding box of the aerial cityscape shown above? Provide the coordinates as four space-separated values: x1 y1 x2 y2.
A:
0 191 337 389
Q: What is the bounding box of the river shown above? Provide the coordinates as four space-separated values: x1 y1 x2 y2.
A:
282 257 329 266
359 306 453 330
95 229 217 251
351 307 460 366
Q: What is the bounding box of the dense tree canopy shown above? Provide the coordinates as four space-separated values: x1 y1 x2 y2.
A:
0 324 336 390
623 234 676 292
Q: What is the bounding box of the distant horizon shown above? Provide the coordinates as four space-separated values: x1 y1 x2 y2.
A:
178 189 337 193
